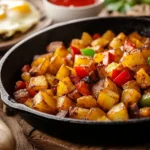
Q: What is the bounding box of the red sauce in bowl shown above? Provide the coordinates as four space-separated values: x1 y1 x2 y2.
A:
48 0 96 7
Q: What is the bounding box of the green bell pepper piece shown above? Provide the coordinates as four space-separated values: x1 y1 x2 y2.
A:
81 48 96 57
140 93 150 107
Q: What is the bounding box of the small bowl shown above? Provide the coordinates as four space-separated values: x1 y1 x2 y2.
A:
43 0 104 23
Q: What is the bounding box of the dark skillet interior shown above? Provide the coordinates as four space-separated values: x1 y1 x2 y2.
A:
1 16 150 145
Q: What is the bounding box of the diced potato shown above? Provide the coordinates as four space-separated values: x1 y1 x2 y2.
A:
116 32 126 41
45 73 59 87
33 91 57 114
57 77 75 96
93 53 104 63
77 96 97 108
105 62 119 77
29 75 48 91
48 56 66 75
54 46 69 58
102 30 116 42
129 31 142 40
128 103 139 118
135 68 150 89
91 37 109 47
97 116 110 121
24 98 33 108
121 89 141 107
97 64 107 79
45 89 54 96
21 72 31 82
139 107 150 118
30 57 49 76
104 77 119 94
107 102 129 121
68 89 82 101
69 107 89 119
141 48 150 60
70 39 85 49
56 64 71 80
97 89 120 111
66 66 77 76
74 55 93 66
91 79 104 99
121 52 147 70
109 38 124 49
130 38 143 48
86 107 106 121
81 32 93 46
57 96 74 111
122 80 140 92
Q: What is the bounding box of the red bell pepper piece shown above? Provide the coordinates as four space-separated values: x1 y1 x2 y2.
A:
71 46 81 57
93 33 100 40
22 64 31 72
103 52 115 65
70 75 81 84
74 66 90 78
27 88 37 97
113 70 133 87
15 81 26 90
75 81 91 96
124 39 136 52
111 69 122 80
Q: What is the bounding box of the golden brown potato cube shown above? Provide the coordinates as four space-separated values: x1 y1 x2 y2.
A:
121 89 141 108
129 31 142 40
135 68 150 89
24 98 33 108
130 38 143 48
91 37 109 47
102 30 116 42
57 77 75 96
45 89 54 96
107 102 129 121
54 46 69 58
68 89 82 101
116 32 126 41
77 96 97 108
104 77 119 94
105 62 119 77
70 39 85 49
122 80 140 92
86 107 106 121
29 75 48 91
48 56 66 75
139 107 150 118
97 89 120 111
57 96 74 111
66 66 77 76
30 57 49 76
56 64 71 80
21 72 31 82
109 38 124 49
74 55 93 66
141 48 150 60
97 116 110 121
81 32 93 46
93 53 104 63
69 107 89 119
121 52 147 70
33 91 57 114
45 73 59 87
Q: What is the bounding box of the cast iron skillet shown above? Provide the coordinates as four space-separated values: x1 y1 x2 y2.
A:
1 16 150 145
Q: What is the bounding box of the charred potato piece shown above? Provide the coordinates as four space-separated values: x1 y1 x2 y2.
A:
86 107 106 121
57 96 74 111
68 89 82 101
121 89 141 108
128 103 139 118
97 89 120 111
77 96 97 108
107 102 129 121
69 107 89 120
29 75 48 91
57 77 75 96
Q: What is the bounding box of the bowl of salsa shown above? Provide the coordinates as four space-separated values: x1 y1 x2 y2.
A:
43 0 104 23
